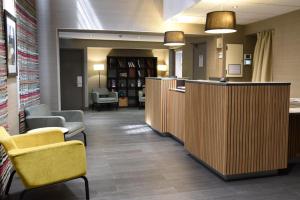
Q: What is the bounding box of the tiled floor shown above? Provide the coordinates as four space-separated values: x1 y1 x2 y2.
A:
8 109 300 199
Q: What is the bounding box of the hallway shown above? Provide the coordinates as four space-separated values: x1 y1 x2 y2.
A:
8 109 300 200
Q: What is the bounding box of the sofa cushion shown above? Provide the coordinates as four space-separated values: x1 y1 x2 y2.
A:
25 104 51 117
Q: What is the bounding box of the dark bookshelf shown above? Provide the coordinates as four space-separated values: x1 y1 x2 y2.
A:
107 56 157 107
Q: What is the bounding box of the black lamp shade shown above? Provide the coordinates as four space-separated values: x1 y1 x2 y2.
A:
164 31 185 46
205 11 237 34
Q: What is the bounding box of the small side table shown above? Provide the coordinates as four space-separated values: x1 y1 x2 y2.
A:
119 97 128 107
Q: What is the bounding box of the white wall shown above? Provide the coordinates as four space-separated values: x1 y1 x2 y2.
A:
37 0 205 109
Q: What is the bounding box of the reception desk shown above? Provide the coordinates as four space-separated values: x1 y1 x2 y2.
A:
185 81 290 179
167 89 185 143
145 78 177 133
288 108 300 160
145 78 291 179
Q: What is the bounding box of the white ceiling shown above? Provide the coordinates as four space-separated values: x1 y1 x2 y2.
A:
169 0 300 25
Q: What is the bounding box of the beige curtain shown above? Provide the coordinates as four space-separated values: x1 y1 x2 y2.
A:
252 31 273 82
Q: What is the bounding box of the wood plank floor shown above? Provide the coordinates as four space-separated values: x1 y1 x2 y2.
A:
8 109 300 200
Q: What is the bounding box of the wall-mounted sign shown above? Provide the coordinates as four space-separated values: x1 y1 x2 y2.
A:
199 54 204 68
244 54 252 65
5 11 17 77
227 64 242 77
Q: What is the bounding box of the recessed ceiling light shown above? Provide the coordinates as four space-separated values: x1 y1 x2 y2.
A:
233 5 238 9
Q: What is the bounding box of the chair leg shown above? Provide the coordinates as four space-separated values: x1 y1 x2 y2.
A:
82 131 87 146
81 176 90 200
17 177 89 200
19 189 28 200
5 170 16 195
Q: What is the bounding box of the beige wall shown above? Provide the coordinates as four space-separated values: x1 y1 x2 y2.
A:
152 49 169 77
181 29 246 80
245 9 300 97
176 35 213 79
87 48 111 101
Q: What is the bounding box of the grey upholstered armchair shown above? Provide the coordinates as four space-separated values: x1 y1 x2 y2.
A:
138 88 145 108
91 88 118 110
24 104 87 146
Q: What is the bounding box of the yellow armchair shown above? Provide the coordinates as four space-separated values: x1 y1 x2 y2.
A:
0 127 89 200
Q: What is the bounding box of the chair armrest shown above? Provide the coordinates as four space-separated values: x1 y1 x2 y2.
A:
91 92 99 103
109 92 118 99
26 116 65 130
52 110 84 122
9 141 86 188
12 127 65 148
138 91 143 97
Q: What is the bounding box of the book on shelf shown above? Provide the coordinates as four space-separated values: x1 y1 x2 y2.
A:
118 59 127 68
119 72 127 78
129 67 136 78
137 79 142 87
107 56 157 107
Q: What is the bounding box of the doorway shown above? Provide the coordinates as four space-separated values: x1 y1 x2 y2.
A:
193 43 207 80
60 49 85 110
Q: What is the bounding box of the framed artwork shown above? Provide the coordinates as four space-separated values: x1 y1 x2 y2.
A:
227 64 243 77
4 10 17 77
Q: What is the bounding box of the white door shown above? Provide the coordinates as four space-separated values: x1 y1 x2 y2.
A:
226 44 243 77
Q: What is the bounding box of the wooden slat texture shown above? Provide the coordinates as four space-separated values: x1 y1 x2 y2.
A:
145 78 176 133
226 85 290 175
288 113 300 160
167 90 185 142
185 82 290 176
185 83 228 173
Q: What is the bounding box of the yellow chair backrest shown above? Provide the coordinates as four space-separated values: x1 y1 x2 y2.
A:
0 127 17 152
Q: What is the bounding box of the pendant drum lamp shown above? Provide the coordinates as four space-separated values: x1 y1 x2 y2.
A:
205 11 237 34
164 31 185 47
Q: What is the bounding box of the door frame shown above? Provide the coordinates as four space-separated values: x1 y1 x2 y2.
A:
59 48 86 110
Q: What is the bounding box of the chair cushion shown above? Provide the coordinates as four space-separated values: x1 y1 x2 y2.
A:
139 97 145 102
98 97 118 103
25 104 51 116
92 88 109 96
65 122 85 137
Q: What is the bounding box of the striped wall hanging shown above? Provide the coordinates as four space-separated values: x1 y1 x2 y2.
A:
0 0 12 197
0 0 40 196
16 0 40 133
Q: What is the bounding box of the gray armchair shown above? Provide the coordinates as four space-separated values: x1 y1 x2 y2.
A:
24 104 87 146
91 88 118 110
138 88 145 108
